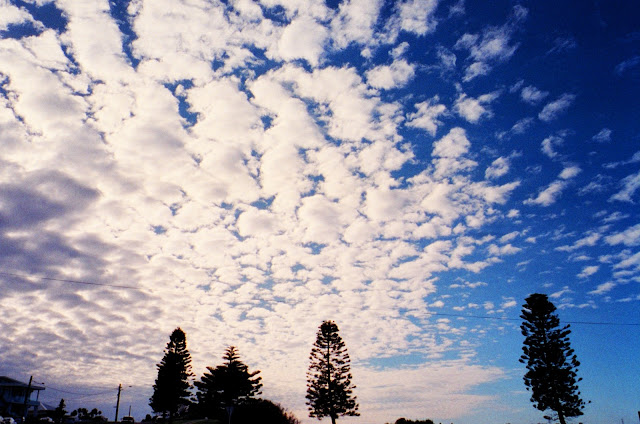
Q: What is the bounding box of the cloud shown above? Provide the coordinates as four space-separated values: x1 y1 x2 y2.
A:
454 6 526 81
454 91 499 123
615 55 640 76
330 0 383 49
277 16 328 66
577 265 599 279
538 93 576 121
366 59 416 89
541 135 563 159
556 231 601 252
520 85 548 104
406 96 447 136
485 156 510 179
396 0 440 36
609 170 640 202
592 128 612 143
525 166 579 207
605 223 640 247
588 281 616 295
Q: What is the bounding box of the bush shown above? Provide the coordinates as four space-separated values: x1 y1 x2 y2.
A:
231 399 300 424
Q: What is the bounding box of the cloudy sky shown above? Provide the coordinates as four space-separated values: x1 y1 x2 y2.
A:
1 0 639 423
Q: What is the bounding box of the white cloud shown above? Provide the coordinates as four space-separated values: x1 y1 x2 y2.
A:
588 281 616 295
0 2 42 31
592 128 612 143
406 96 447 136
541 135 563 159
556 231 601 252
366 59 416 89
396 0 440 36
276 16 328 66
559 165 581 179
330 0 383 49
454 6 525 81
520 85 548 104
526 165 581 207
501 299 517 309
578 265 599 279
432 127 470 158
485 156 510 179
538 93 576 121
524 180 567 207
610 170 640 202
605 223 640 247
454 92 499 123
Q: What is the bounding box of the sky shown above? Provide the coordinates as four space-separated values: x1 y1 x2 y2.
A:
0 0 639 423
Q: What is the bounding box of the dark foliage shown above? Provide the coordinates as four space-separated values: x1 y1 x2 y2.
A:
54 399 66 424
149 327 194 421
306 320 359 424
232 398 301 424
520 293 587 424
195 346 262 420
393 419 435 424
70 408 103 422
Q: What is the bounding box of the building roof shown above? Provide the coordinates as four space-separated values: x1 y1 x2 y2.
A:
0 377 45 390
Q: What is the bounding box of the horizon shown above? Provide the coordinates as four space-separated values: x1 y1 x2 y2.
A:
0 0 639 423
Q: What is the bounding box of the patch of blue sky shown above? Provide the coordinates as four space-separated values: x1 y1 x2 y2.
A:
107 0 140 68
250 197 274 210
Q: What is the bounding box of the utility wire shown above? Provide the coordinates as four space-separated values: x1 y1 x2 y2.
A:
1 271 636 326
0 271 141 290
43 386 116 396
424 311 640 326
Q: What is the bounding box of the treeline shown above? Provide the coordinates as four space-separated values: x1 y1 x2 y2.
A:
149 295 587 424
149 321 358 424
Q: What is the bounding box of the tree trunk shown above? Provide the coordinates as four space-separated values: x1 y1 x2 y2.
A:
558 410 566 424
331 415 336 424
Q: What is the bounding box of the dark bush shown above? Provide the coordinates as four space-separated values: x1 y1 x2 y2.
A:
231 399 300 424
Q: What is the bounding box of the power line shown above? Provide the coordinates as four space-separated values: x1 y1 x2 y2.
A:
424 311 640 326
1 271 636 326
0 271 141 290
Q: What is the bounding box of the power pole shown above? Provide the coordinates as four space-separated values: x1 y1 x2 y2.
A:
115 384 122 423
23 376 33 421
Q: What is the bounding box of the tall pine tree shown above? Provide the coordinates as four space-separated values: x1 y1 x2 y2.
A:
306 320 359 424
520 294 587 424
195 346 262 420
150 327 194 422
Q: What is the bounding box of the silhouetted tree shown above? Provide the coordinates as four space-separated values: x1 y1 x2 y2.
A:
306 320 359 424
150 327 194 422
195 346 262 421
232 399 301 424
520 293 587 424
54 399 66 424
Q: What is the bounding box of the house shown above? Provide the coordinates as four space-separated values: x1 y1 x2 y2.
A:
0 377 45 419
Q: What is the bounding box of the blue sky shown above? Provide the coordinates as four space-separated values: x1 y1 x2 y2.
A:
0 0 638 423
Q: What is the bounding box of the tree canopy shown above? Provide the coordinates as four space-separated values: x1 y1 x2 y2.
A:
520 293 587 424
306 320 359 424
149 327 194 421
195 346 263 419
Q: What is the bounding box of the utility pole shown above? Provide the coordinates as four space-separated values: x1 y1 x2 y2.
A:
23 376 33 422
115 384 122 423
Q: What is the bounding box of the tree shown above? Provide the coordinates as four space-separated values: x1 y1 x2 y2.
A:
232 399 301 424
195 346 263 421
306 320 359 424
150 327 194 422
520 293 587 424
54 399 66 424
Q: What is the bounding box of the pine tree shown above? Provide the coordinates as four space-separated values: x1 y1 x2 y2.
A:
150 327 194 422
520 294 587 424
306 320 359 424
54 399 67 424
195 346 262 420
